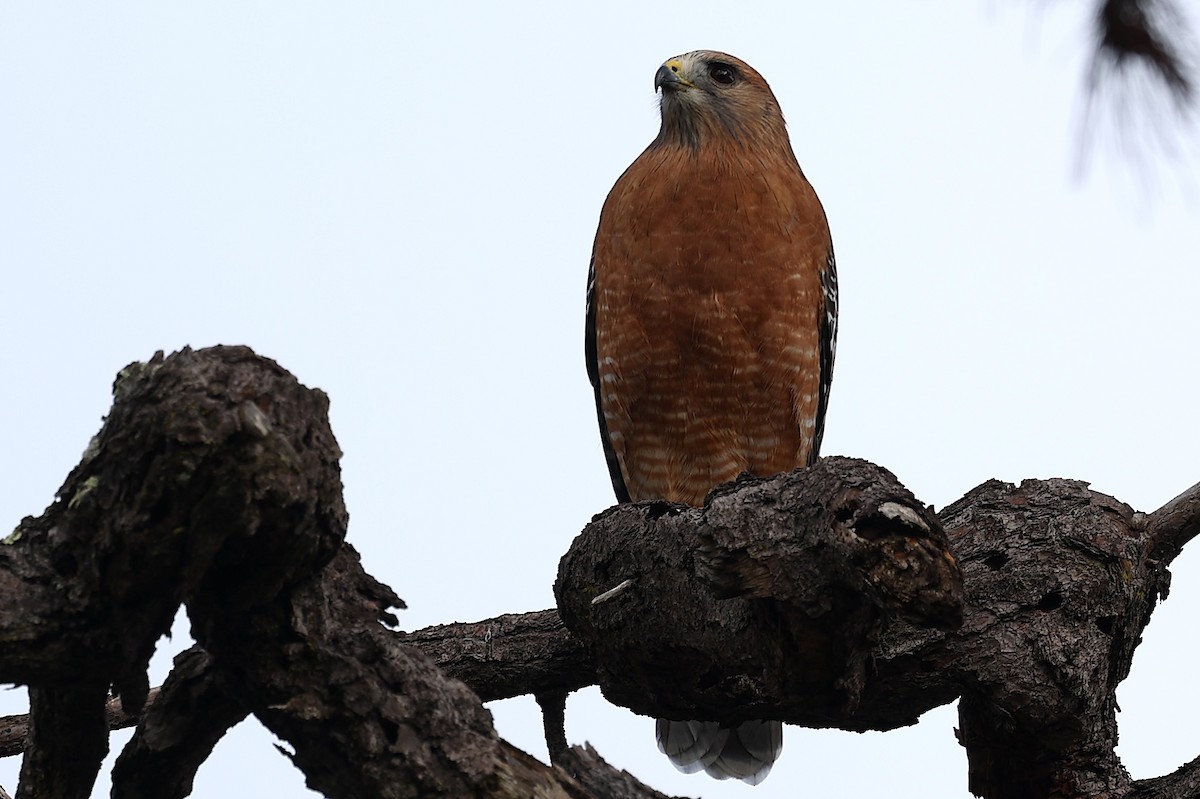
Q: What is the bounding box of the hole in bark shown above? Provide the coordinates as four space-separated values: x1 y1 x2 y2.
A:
983 553 1009 570
1037 591 1063 611
382 718 400 745
852 515 893 540
53 551 79 577
834 506 854 523
1096 616 1115 635
646 501 678 520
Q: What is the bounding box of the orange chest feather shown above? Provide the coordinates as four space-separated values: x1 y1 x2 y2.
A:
591 147 831 504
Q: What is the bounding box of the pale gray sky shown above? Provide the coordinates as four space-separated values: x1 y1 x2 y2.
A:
2 2 1199 797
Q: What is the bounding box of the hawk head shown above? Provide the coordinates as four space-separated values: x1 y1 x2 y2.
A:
652 50 788 151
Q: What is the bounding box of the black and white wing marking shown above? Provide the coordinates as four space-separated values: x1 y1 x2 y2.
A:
585 256 631 502
809 245 838 464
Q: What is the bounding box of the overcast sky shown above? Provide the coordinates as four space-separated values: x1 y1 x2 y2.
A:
3 2 1199 797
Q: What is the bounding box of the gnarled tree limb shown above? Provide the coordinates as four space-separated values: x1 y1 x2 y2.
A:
1144 479 1200 566
110 648 247 799
0 346 676 799
2 345 1200 799
399 609 594 703
555 458 964 731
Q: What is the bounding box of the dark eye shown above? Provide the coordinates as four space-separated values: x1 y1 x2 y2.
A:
709 63 736 85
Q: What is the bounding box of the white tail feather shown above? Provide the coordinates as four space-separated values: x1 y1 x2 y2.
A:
655 718 782 785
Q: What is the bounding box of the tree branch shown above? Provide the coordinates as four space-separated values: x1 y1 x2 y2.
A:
1143 479 1200 567
15 685 109 799
399 609 594 702
2 345 1197 799
551 471 1189 798
1131 754 1200 798
556 458 964 731
0 346 684 799
110 647 248 799
0 688 159 760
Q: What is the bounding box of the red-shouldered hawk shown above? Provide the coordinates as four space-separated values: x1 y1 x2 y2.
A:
585 50 837 786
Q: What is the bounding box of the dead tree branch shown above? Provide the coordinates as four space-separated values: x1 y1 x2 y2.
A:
0 346 673 799
399 609 594 702
555 459 964 731
110 648 247 799
1144 479 1200 566
2 345 1199 798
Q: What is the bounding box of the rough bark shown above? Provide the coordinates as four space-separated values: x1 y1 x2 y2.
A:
554 459 964 731
0 346 670 799
110 648 248 799
399 610 595 703
16 685 109 799
943 479 1156 798
547 469 1194 798
1 345 347 798
1 345 1199 799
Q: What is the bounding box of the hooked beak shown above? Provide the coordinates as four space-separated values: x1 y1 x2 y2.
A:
654 59 692 92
